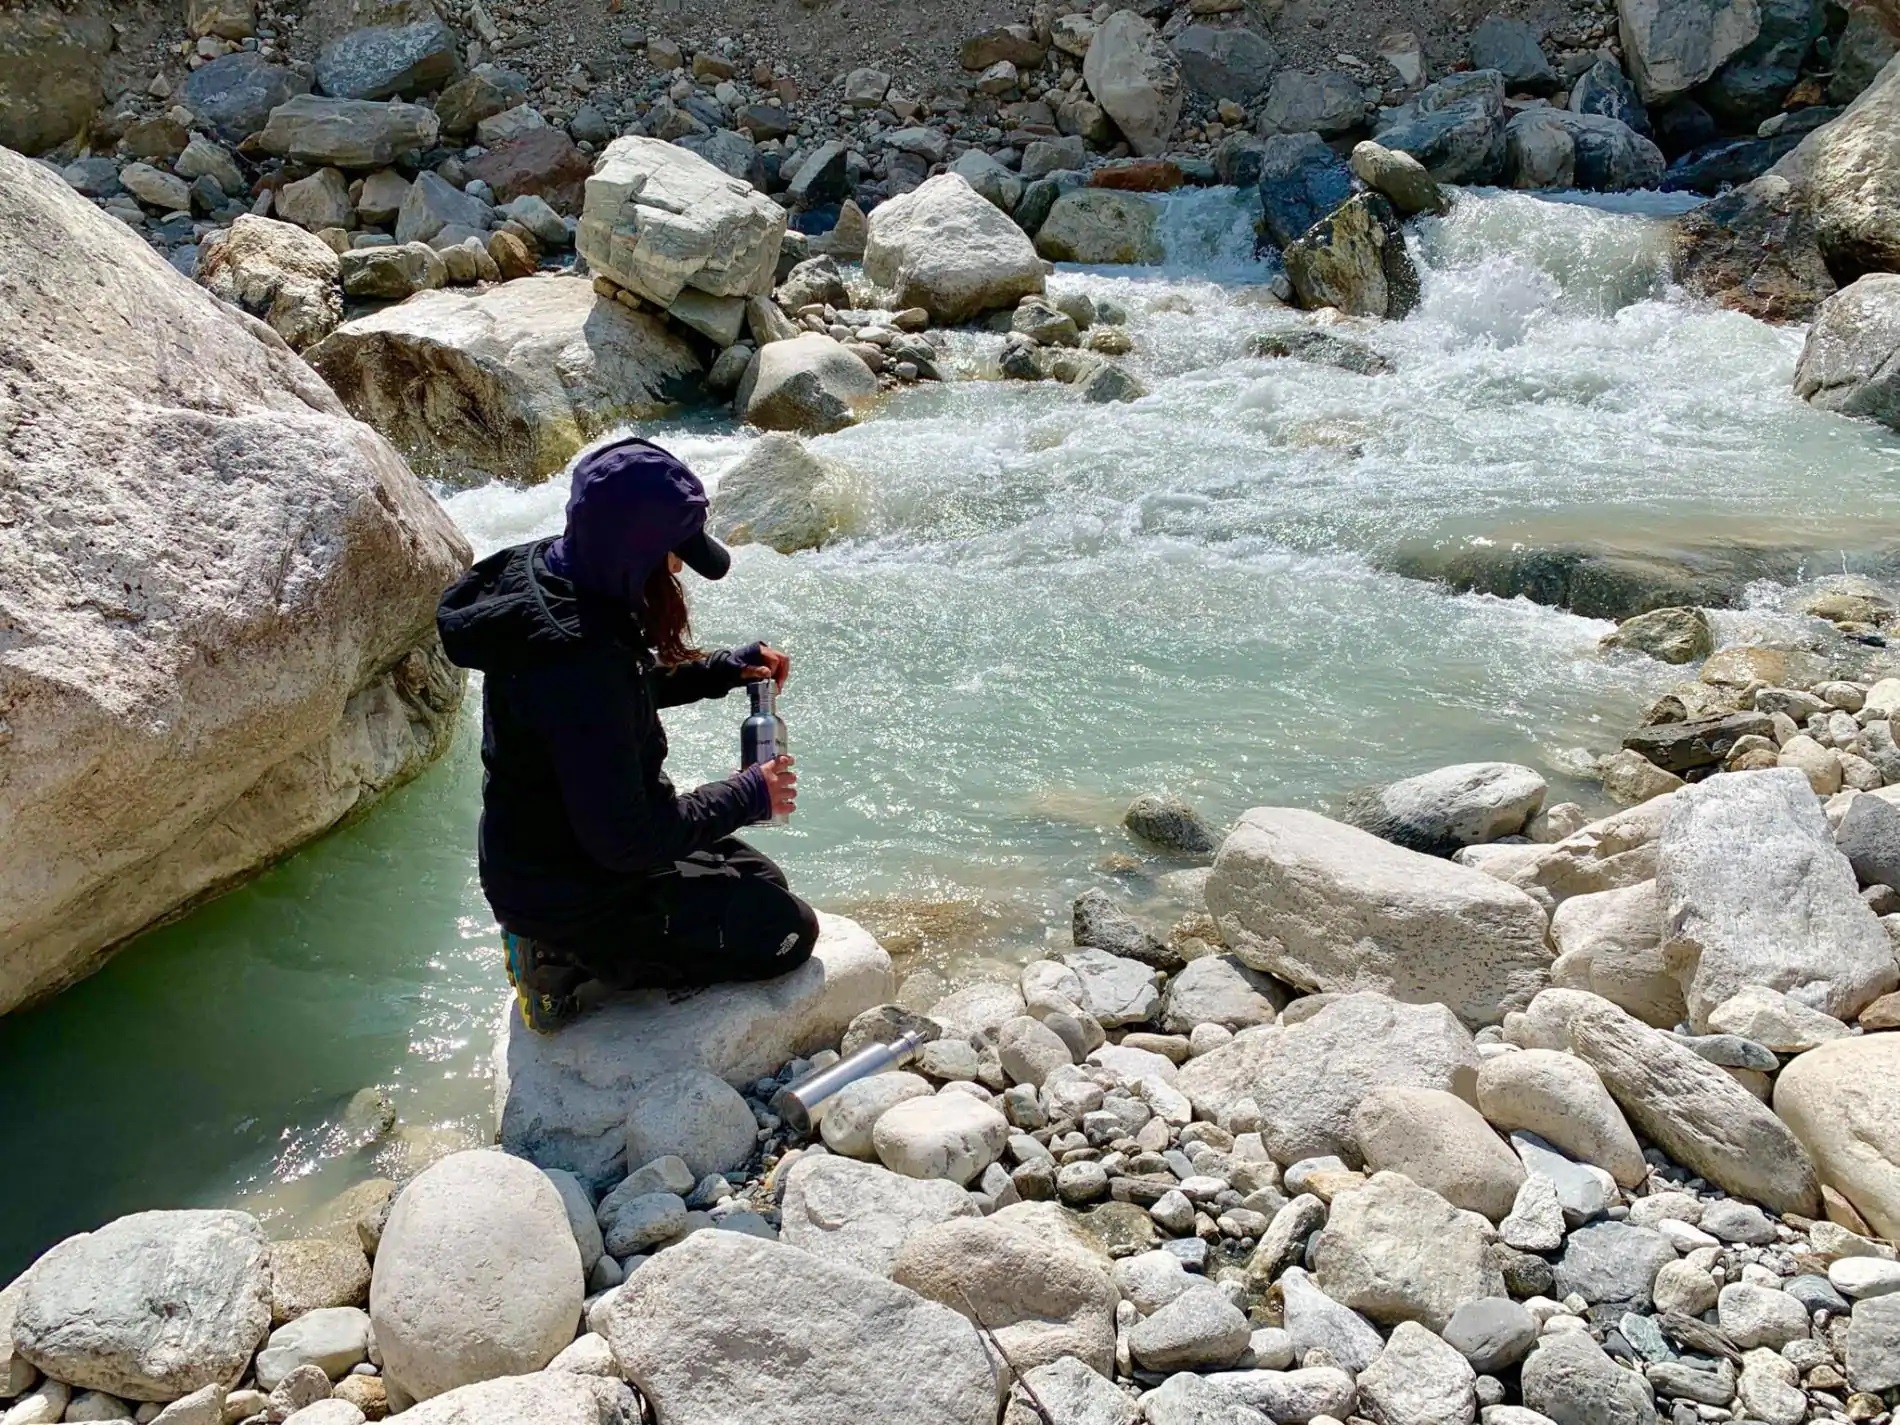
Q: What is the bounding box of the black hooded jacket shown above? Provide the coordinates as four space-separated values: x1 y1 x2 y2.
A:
437 538 769 943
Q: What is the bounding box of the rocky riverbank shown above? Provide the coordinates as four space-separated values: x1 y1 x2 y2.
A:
7 592 1900 1425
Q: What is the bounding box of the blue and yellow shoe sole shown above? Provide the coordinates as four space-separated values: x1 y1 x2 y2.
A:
503 932 575 1035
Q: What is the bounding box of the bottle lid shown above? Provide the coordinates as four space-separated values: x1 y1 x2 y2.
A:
750 678 775 711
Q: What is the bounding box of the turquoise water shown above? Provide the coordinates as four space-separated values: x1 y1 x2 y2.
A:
4 187 1899 1281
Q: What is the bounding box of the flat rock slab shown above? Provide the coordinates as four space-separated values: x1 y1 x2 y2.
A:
1209 807 1553 1029
495 914 894 1188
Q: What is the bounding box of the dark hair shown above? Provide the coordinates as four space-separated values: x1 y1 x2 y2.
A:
642 563 704 667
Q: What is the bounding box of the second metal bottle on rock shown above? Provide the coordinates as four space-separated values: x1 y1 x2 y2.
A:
741 679 788 823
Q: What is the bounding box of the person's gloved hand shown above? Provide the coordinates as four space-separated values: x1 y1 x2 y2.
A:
742 643 791 690
760 754 798 819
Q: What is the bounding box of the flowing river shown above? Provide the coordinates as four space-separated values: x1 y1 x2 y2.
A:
4 186 1898 1280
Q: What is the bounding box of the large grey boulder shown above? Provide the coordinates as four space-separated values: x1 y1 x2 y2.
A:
1617 0 1762 101
496 914 893 1187
0 3 114 155
865 173 1044 323
1312 1172 1508 1331
623 1068 757 1179
0 148 467 1014
1794 51 1900 279
1571 57 1651 134
11 1211 270 1402
1159 954 1285 1033
1548 880 1683 1028
1375 70 1509 184
314 19 461 101
197 214 342 353
578 136 785 308
1701 0 1824 124
1357 1322 1479 1425
735 333 881 435
1656 769 1896 1031
307 276 702 488
1352 1085 1527 1221
370 1150 582 1402
1554 1221 1678 1307
1171 25 1276 103
394 1373 637 1425
1207 807 1553 1029
1284 193 1421 320
394 170 489 245
1775 1034 1900 1240
1795 273 1900 431
1342 762 1547 856
1520 1330 1659 1425
709 434 866 554
1470 16 1557 92
1247 993 1482 1166
1256 133 1356 251
1084 10 1184 156
891 1215 1118 1376
256 94 440 168
777 1154 978 1276
184 52 310 144
1258 70 1367 136
1503 109 1665 190
599 1230 1001 1425
1033 189 1164 265
1476 1047 1646 1187
1566 994 1822 1216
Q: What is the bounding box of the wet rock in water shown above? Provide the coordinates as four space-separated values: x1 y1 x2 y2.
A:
1619 0 1762 102
1250 327 1393 375
1565 993 1822 1215
579 136 783 308
1256 133 1355 249
865 173 1045 322
1349 140 1449 216
709 434 865 555
0 3 114 156
1352 1085 1527 1221
371 1150 582 1403
1258 70 1368 137
197 215 343 352
12 1210 270 1401
1073 888 1173 971
1033 189 1164 264
1621 711 1773 773
1284 193 1420 320
1084 10 1185 157
307 276 701 488
0 149 468 1012
184 52 312 144
1342 761 1548 856
1795 273 1900 430
1244 993 1482 1165
1798 53 1900 279
498 915 891 1186
386 1373 635 1424
893 1214 1118 1375
778 1154 978 1275
1312 1171 1507 1330
257 95 440 168
1469 16 1557 94
603 1229 996 1424
1600 606 1715 664
1699 0 1824 125
1171 23 1277 104
1209 808 1552 1029
1659 769 1896 1029
736 332 881 435
1663 132 1803 194
1374 70 1509 184
1124 792 1218 854
314 20 461 102
1776 1034 1900 1240
1672 173 1835 324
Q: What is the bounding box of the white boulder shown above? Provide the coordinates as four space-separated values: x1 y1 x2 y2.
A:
495 913 893 1188
196 214 342 352
623 1069 757 1179
777 1153 978 1276
1083 10 1186 156
369 1149 583 1402
873 1093 1010 1186
864 173 1045 324
735 332 880 435
707 433 867 554
394 1373 636 1425
1207 807 1553 1029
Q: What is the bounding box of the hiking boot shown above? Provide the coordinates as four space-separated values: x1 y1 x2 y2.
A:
503 931 584 1034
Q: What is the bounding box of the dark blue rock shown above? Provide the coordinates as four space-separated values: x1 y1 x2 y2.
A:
1470 16 1556 95
315 20 461 101
1662 134 1803 193
1255 132 1353 249
1569 113 1666 190
1786 1273 1851 1315
184 52 310 143
1571 57 1652 137
1700 0 1824 125
788 139 850 210
1374 69 1509 184
1652 99 1719 159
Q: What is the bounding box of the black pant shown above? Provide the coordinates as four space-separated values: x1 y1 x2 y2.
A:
553 839 819 991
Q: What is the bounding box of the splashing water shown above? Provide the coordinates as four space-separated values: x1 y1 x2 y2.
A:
3 188 1897 1277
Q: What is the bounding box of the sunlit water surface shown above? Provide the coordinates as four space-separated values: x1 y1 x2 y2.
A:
4 187 1897 1279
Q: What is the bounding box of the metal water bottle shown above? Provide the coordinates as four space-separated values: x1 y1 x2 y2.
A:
741 679 788 821
771 1031 926 1134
